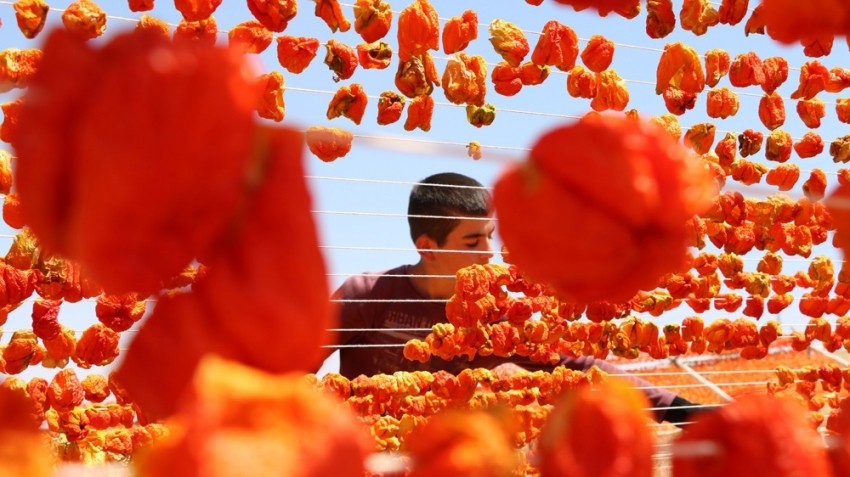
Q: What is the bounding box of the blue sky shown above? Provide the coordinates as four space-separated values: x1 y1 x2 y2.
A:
0 0 848 378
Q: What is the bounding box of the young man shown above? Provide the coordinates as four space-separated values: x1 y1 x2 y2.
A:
329 172 702 424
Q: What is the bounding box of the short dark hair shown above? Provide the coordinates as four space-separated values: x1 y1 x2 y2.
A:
408 172 492 246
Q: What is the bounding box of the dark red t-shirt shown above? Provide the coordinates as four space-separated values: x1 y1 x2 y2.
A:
332 264 677 420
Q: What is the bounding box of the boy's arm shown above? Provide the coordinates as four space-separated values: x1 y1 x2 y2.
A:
314 276 373 368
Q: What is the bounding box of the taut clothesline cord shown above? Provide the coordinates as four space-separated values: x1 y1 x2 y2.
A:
316 210 496 220
634 380 769 390
306 175 495 189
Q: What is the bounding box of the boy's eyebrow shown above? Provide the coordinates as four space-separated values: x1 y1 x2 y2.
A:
461 231 492 240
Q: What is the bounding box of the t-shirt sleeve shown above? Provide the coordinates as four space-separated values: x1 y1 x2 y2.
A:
331 276 375 346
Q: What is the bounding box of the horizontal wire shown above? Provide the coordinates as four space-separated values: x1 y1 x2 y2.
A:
316 210 495 220
306 175 495 189
633 380 769 390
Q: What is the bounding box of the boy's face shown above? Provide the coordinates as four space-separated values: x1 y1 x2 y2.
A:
433 216 496 275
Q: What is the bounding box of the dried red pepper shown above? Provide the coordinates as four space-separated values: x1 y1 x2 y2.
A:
738 129 764 157
119 126 334 420
794 132 824 158
520 61 549 86
324 39 358 82
442 9 477 54
731 160 768 186
326 83 368 125
552 0 641 18
14 29 258 294
801 35 834 58
714 132 738 167
47 369 84 411
395 53 438 98
796 98 826 129
706 87 739 119
247 0 297 32
2 330 39 374
13 0 49 39
404 94 434 132
826 67 850 93
31 297 61 340
356 41 392 70
531 20 578 71
766 163 800 191
493 114 716 303
580 34 614 73
567 65 597 99
718 0 748 25
175 0 221 21
353 0 392 43
646 0 676 38
0 98 22 144
442 53 487 106
833 135 850 163
397 0 439 62
704 48 730 87
761 56 789 93
128 0 154 11
491 61 522 97
276 35 320 74
684 123 716 155
837 98 850 124
662 87 697 115
376 90 405 125
680 0 720 35
136 14 171 38
765 129 792 163
315 0 350 33
489 19 529 67
656 42 704 95
761 0 849 43
757 91 785 131
228 20 272 54
0 48 42 93
790 61 830 100
592 69 629 112
305 126 354 162
2 193 24 229
62 0 106 39
467 141 482 160
803 169 827 201
651 113 682 140
728 51 765 87
256 71 284 122
173 16 218 45
744 3 766 35
466 103 496 128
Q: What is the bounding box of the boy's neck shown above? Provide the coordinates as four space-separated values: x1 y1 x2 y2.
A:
408 261 455 300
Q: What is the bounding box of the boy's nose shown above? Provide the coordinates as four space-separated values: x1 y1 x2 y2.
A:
479 239 495 262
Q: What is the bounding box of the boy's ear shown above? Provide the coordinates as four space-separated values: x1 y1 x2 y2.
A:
414 234 438 262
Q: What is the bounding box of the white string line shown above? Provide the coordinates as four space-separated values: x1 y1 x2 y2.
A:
306 175 496 189
316 210 496 220
42 320 850 333
319 243 838 263
633 380 769 390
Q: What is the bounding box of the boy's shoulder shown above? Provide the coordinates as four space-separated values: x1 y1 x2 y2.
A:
333 264 414 299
